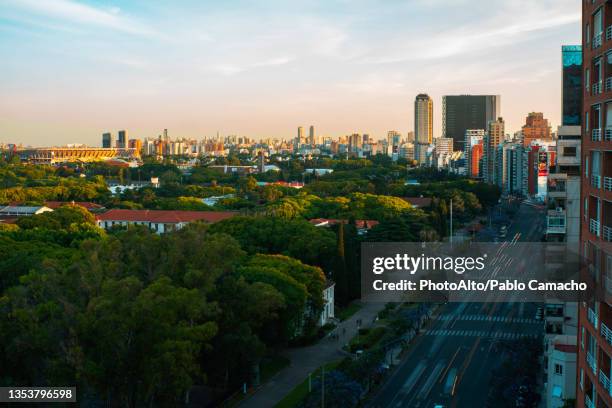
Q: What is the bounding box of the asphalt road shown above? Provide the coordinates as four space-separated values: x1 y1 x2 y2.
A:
368 202 547 408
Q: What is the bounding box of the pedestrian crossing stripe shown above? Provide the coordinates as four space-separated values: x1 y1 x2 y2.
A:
424 329 538 339
436 314 540 324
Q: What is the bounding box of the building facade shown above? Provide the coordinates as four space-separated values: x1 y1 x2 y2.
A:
483 117 505 184
415 93 433 165
563 45 583 126
102 132 114 148
442 95 500 152
577 2 612 407
117 130 127 149
521 112 553 147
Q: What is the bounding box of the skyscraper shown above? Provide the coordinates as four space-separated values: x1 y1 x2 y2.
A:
464 129 485 178
577 3 612 408
309 126 315 145
415 94 433 144
520 112 552 146
442 95 500 152
562 45 583 126
102 132 113 148
414 93 433 164
483 117 504 183
117 130 127 148
297 126 304 146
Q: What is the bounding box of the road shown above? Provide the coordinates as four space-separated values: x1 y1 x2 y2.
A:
368 202 547 408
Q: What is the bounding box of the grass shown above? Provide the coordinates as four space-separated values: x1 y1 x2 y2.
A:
274 359 344 408
347 326 387 353
336 302 362 321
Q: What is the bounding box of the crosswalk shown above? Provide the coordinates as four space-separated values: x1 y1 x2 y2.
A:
425 329 539 339
436 314 540 324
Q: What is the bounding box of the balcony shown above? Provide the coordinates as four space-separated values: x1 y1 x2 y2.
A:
594 33 603 49
600 369 611 394
588 350 598 373
591 218 601 236
608 25 612 41
546 213 566 235
606 177 612 191
605 225 612 242
594 81 603 94
604 322 612 347
592 174 602 188
589 307 599 329
593 128 602 141
586 394 595 408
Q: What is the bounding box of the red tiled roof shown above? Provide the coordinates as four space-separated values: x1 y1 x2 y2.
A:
45 201 104 210
308 218 379 229
0 217 19 224
97 209 237 224
401 197 432 208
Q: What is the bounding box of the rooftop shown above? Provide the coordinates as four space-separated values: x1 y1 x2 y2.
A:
97 209 237 224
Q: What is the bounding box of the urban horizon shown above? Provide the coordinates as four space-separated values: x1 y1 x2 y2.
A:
0 0 580 145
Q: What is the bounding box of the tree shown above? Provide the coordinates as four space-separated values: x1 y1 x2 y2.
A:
302 370 363 408
334 222 349 305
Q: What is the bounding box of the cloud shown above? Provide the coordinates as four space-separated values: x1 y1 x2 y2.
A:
212 56 294 76
4 0 155 36
359 4 580 64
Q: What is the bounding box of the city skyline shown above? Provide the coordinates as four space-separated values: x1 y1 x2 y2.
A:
0 0 580 145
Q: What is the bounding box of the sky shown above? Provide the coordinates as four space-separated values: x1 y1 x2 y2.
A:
0 0 581 146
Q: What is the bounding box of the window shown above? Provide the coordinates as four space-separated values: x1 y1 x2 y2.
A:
586 110 590 131
594 8 603 36
586 68 590 91
554 363 563 375
563 146 577 157
586 23 591 44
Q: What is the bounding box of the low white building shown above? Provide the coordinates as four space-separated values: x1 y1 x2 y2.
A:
545 334 577 408
96 209 236 233
319 281 335 326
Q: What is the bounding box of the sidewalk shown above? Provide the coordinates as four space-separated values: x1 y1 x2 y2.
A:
238 301 384 408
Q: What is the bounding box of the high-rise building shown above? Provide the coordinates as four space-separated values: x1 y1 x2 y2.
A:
521 112 552 147
415 93 433 165
442 95 500 152
434 137 453 156
562 45 583 126
128 139 142 153
387 130 401 157
348 133 362 153
117 130 127 148
483 117 505 183
102 132 113 148
465 129 485 178
415 94 433 144
470 142 484 179
577 3 612 408
309 126 315 145
297 126 304 147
